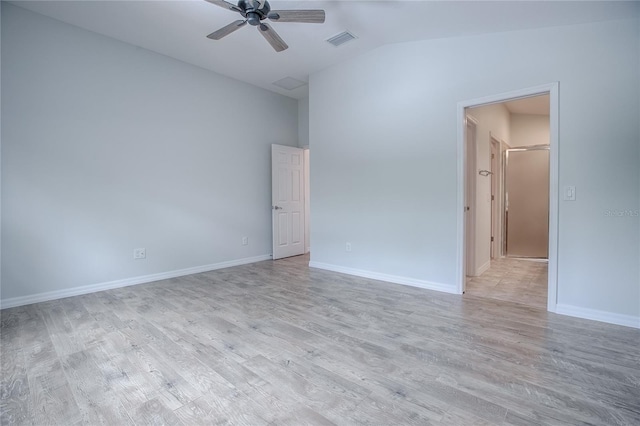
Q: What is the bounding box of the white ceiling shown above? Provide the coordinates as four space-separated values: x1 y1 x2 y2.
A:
504 95 550 116
10 1 640 99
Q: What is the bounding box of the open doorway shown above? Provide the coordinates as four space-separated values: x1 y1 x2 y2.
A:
466 96 550 308
457 84 558 312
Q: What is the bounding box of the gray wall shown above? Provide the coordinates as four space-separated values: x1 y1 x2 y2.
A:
298 97 309 148
1 4 298 304
309 18 640 322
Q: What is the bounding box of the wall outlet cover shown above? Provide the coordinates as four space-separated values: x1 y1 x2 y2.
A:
134 248 146 259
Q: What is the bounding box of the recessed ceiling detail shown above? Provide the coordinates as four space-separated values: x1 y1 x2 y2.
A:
326 30 357 47
272 76 307 91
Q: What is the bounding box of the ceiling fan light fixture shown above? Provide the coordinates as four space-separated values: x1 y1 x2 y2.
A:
205 0 326 52
326 30 357 47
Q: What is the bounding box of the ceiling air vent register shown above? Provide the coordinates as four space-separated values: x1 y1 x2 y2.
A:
326 31 357 47
272 77 307 91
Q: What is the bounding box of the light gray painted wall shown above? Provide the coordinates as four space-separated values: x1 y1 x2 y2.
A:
299 97 310 253
511 113 550 147
0 3 3 298
298 97 309 148
1 4 298 302
309 18 640 320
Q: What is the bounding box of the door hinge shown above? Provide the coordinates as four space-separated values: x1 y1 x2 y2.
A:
491 195 494 201
491 237 494 242
491 154 495 159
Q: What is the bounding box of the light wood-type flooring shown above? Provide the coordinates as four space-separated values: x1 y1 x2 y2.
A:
465 258 548 310
2 254 639 425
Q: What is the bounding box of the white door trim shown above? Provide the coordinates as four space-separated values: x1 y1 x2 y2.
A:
456 82 559 313
489 136 500 260
303 148 310 254
465 115 478 277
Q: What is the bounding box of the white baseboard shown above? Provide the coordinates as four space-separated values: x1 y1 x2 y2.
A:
476 260 491 276
309 261 458 294
0 254 272 310
555 303 640 329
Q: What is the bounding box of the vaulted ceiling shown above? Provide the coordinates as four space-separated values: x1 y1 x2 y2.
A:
10 1 640 99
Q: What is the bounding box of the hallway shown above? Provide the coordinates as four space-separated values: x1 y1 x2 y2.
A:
465 258 548 310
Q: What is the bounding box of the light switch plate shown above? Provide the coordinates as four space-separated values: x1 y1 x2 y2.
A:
564 185 576 201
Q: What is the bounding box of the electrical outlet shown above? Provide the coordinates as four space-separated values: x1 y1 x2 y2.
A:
242 237 248 246
133 248 146 259
346 242 352 252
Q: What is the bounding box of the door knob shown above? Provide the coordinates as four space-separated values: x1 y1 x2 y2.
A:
273 206 283 210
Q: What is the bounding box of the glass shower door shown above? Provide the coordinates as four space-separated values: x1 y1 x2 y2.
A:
504 146 550 258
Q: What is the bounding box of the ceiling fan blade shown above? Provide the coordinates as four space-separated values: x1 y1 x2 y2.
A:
258 23 288 52
204 0 243 14
267 10 325 24
207 20 247 40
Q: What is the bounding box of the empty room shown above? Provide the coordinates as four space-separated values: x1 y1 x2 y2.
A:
1 1 639 425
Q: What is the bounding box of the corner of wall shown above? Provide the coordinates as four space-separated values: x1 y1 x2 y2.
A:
298 96 310 148
308 261 458 295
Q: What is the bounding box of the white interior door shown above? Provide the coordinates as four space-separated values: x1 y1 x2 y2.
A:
272 144 305 260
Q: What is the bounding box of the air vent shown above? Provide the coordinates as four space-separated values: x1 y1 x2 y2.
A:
326 31 357 47
272 77 307 91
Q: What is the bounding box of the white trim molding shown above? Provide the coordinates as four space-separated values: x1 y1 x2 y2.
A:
556 304 640 329
0 254 272 310
309 261 457 294
456 83 560 315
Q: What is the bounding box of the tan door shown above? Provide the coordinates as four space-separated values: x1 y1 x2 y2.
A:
504 147 549 258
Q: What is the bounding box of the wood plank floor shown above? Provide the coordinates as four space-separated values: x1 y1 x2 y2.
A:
465 258 548 310
2 254 639 425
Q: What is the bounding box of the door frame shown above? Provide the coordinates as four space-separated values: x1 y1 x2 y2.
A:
456 83 559 313
303 148 310 254
464 115 478 276
489 136 500 259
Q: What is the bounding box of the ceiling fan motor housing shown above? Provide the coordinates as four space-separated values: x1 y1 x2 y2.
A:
238 0 270 26
206 0 326 53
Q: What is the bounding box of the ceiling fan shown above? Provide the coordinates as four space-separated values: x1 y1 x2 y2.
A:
205 0 326 52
